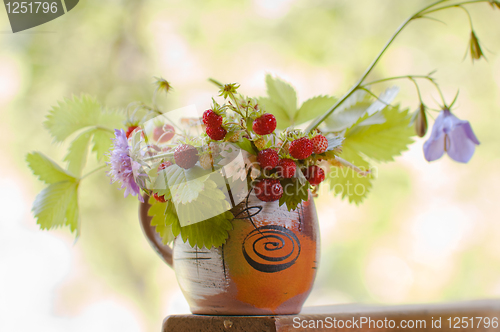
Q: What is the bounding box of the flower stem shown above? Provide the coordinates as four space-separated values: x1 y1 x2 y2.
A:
81 164 107 180
305 0 489 132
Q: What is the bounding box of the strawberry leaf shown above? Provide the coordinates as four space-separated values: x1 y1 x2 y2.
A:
327 145 373 205
148 196 176 245
295 95 337 126
279 178 310 211
44 95 102 142
64 130 93 176
27 152 77 184
32 181 80 234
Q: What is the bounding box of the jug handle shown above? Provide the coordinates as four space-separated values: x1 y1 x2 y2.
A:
138 194 173 267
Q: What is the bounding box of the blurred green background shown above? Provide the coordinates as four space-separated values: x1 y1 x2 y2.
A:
1 0 500 331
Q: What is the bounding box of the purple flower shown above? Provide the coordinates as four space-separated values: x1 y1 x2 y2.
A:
107 129 144 202
423 109 480 163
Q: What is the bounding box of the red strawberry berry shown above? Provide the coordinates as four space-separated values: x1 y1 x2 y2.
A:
125 125 139 138
203 109 223 128
257 149 279 170
158 161 173 171
174 144 199 169
311 135 328 154
153 124 176 143
252 113 277 135
153 161 173 202
255 179 283 202
206 126 227 141
303 165 325 185
153 193 167 203
276 159 296 178
289 137 314 160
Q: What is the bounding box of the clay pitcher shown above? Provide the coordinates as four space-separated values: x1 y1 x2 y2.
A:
139 192 320 315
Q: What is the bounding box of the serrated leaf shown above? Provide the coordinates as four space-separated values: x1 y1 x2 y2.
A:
175 180 231 227
32 181 80 233
151 198 234 249
27 152 77 184
92 129 115 160
265 74 297 120
322 87 400 132
344 106 414 163
148 196 176 244
322 90 372 132
259 97 292 130
327 146 373 204
177 210 234 249
64 130 92 176
44 95 102 142
233 138 256 155
166 165 210 204
279 178 310 211
295 95 337 125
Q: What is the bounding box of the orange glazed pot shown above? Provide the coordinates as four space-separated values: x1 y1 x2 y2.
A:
139 192 320 315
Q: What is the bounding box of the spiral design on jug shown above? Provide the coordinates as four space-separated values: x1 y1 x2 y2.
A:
242 225 301 273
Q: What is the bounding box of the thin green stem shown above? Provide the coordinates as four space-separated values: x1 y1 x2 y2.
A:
144 151 174 162
81 165 107 180
421 0 490 15
306 0 450 132
362 75 433 86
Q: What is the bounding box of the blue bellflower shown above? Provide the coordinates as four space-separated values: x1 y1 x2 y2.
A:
423 109 480 163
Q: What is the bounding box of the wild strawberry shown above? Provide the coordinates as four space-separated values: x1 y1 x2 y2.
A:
158 161 173 171
255 179 283 202
206 126 227 141
257 149 279 170
153 161 173 202
289 137 314 160
252 113 277 135
208 142 221 157
311 135 328 154
276 159 296 178
174 144 199 169
254 138 266 150
153 124 176 143
199 153 214 170
126 125 139 139
153 193 167 203
303 165 325 185
202 109 223 128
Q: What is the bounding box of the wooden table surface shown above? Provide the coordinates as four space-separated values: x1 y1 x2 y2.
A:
163 299 500 331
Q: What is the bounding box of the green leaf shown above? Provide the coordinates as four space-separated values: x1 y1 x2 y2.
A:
166 165 210 204
148 196 176 245
92 129 115 160
344 106 414 163
150 197 234 249
233 138 256 155
259 97 293 130
327 146 373 205
259 75 298 130
279 178 310 211
44 95 102 142
322 87 400 132
27 152 77 184
32 181 80 233
322 90 372 132
175 208 234 249
295 96 337 125
265 74 297 120
64 130 93 176
174 180 231 227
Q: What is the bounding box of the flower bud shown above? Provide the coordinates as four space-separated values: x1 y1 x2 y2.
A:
415 104 428 138
469 31 485 62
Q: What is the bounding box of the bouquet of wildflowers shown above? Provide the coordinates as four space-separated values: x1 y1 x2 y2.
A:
27 0 497 248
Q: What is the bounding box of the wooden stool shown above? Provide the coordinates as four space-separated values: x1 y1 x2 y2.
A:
163 299 500 331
